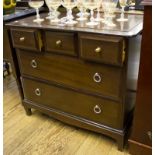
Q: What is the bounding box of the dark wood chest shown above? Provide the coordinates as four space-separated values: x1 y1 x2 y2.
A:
5 12 143 151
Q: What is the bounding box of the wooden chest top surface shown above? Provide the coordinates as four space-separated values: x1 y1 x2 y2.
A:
6 12 143 37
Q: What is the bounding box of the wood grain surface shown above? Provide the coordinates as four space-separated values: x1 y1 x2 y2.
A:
4 74 130 155
5 12 143 37
17 50 123 101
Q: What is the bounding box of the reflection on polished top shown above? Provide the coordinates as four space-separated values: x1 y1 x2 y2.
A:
5 12 143 37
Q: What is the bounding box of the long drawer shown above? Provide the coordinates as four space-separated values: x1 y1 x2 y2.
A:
17 50 123 101
22 78 122 129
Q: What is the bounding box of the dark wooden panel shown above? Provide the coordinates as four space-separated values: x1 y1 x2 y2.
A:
79 33 124 66
130 6 152 146
44 31 77 56
129 3 152 154
22 77 123 129
17 50 124 101
129 140 152 155
3 27 12 61
127 35 141 91
11 28 42 51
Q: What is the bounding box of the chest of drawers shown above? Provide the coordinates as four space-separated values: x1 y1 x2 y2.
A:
5 13 143 151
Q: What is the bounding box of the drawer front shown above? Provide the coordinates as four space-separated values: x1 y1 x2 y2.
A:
44 31 76 56
11 28 42 51
22 78 122 129
17 50 123 101
79 34 124 65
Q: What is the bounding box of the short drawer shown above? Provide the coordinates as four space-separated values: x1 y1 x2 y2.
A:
44 31 77 56
79 33 125 65
17 50 123 101
11 28 42 51
22 78 122 129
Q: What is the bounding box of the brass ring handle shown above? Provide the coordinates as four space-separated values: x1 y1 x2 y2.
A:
56 40 62 46
147 131 152 140
93 73 102 83
19 37 25 42
95 47 101 53
35 88 41 96
94 105 101 114
31 60 37 68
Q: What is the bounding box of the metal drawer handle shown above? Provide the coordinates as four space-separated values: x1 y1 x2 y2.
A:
95 47 101 53
19 37 25 42
56 40 62 46
94 105 102 114
31 60 37 68
93 73 102 83
35 88 41 96
147 131 152 140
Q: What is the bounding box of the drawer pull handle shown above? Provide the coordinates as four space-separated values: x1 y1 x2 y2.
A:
19 37 25 42
35 88 41 96
56 40 62 46
94 105 101 114
93 73 102 83
95 47 101 53
31 60 37 68
147 131 152 140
